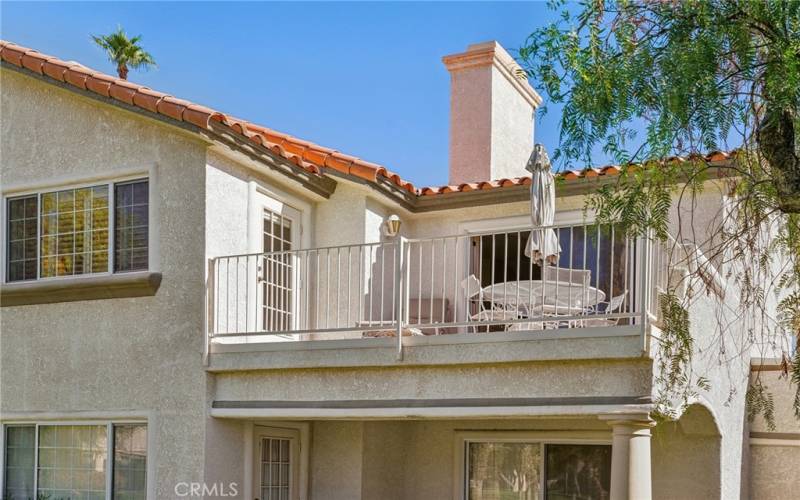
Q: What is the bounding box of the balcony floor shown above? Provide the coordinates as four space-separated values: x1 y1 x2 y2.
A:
207 325 646 371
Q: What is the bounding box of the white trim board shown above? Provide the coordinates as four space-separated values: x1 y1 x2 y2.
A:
210 404 654 420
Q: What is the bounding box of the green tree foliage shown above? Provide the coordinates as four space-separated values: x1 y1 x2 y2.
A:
519 0 799 422
92 26 156 80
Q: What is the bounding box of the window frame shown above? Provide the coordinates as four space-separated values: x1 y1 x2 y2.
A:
453 431 612 500
1 420 149 500
245 422 310 500
2 175 151 284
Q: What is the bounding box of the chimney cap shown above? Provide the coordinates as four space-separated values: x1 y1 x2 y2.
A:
442 40 542 108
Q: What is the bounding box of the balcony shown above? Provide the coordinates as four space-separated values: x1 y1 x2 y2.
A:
206 222 670 364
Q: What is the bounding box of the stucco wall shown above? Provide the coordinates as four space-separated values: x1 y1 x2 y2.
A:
749 445 800 499
489 65 534 181
0 69 210 497
214 359 652 403
651 404 722 500
447 64 494 185
304 418 612 500
747 370 800 499
310 421 363 499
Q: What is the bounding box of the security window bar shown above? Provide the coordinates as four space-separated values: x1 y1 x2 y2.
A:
114 180 149 272
4 178 149 283
6 195 38 282
262 209 293 332
1 423 147 500
260 437 291 500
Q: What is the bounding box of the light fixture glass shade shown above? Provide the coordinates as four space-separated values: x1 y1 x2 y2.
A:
384 215 402 237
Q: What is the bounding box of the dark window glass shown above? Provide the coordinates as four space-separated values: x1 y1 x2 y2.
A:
544 444 611 500
467 441 541 499
3 425 35 500
113 424 148 500
7 196 38 282
114 180 149 272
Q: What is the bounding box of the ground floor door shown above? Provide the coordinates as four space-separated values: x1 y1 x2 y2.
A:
253 426 300 500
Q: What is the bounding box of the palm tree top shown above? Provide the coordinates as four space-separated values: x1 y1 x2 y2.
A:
91 26 156 80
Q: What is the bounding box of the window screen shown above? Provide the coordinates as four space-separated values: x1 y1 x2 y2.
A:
113 424 148 500
6 196 38 282
2 423 148 500
3 425 35 500
5 178 149 283
114 180 149 272
37 425 108 500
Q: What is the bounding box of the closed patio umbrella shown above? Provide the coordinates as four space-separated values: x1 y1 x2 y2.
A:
524 144 561 264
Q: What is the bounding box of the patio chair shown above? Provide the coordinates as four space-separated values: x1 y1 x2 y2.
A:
542 265 592 287
580 290 628 327
460 274 518 332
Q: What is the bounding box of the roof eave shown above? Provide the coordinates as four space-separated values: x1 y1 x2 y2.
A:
2 60 337 199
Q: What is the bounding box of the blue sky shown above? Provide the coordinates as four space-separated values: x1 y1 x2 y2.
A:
2 1 575 187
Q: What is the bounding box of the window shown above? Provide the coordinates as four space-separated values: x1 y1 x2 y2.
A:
2 423 147 500
40 185 109 278
543 444 611 500
113 425 148 500
114 181 149 273
5 179 148 283
253 426 301 500
464 440 611 500
6 196 38 281
259 437 291 500
467 442 541 499
3 426 34 500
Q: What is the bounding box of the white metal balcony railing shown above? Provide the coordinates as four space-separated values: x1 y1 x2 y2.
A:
208 222 670 347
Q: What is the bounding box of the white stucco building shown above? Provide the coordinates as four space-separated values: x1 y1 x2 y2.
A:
1 39 797 500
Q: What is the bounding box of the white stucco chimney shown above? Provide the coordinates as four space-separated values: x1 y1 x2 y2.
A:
442 41 542 184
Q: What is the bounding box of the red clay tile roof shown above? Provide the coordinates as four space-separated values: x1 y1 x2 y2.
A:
0 40 734 199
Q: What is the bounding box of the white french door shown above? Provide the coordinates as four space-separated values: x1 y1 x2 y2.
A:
252 426 300 500
250 189 302 338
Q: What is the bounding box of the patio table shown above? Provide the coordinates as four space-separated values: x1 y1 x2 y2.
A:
480 280 606 315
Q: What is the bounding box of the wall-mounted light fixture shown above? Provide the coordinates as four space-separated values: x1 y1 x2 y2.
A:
383 214 402 237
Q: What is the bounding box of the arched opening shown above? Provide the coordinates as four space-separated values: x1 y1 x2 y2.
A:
651 403 722 500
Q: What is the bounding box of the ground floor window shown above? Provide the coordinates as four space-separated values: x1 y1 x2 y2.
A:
2 422 147 500
465 440 611 500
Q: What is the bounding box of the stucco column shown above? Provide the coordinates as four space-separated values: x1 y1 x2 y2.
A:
600 414 655 500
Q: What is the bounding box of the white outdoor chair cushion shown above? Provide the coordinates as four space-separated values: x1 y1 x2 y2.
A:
543 266 591 287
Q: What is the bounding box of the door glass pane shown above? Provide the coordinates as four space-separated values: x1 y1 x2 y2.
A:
544 444 611 500
467 442 541 500
113 424 147 500
38 425 108 499
7 196 38 282
3 425 35 500
262 210 293 331
260 437 292 500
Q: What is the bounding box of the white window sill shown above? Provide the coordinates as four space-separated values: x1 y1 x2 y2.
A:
0 271 162 306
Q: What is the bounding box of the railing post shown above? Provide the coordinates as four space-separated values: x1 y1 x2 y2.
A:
396 237 405 360
638 231 651 354
204 257 215 367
